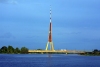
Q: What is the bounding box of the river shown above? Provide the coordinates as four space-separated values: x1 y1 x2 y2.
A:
0 54 100 67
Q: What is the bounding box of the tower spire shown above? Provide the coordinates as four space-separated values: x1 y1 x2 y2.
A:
45 5 54 51
50 5 52 23
49 5 52 42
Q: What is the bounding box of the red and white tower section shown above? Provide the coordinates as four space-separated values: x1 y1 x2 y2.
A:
45 6 54 51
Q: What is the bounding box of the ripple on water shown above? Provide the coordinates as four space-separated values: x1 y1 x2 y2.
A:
0 54 100 67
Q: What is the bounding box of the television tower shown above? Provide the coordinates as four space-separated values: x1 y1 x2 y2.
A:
45 6 54 51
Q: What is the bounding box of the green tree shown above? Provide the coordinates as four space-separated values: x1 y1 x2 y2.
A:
21 47 28 54
0 46 8 53
37 49 43 50
93 49 98 52
14 47 20 54
0 48 1 53
92 49 100 55
7 45 14 54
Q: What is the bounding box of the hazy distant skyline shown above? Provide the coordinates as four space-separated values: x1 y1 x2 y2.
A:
0 0 100 50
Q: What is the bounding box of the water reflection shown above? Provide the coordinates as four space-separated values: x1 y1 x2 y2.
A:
47 54 52 67
48 54 51 57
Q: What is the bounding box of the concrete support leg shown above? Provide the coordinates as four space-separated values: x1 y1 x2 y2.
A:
46 42 49 50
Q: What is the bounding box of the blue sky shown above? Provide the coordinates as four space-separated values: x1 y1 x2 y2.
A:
0 0 100 50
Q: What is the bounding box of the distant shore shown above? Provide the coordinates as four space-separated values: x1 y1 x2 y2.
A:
0 45 28 54
1 45 100 55
79 49 100 56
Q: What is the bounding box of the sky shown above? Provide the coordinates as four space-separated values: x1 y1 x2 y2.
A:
0 0 100 50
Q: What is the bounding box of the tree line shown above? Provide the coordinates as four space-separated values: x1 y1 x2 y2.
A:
80 49 100 56
0 45 28 54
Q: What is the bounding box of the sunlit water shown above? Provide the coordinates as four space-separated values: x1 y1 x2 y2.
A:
0 54 100 67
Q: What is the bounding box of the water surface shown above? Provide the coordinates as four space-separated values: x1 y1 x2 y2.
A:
0 54 100 67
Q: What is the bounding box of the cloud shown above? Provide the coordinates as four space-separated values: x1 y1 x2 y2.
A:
0 32 15 39
10 0 18 5
0 0 18 4
0 0 8 3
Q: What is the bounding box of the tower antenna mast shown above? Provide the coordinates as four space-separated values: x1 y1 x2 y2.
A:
45 5 54 51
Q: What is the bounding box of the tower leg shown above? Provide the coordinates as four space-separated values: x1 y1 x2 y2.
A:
46 42 49 50
51 42 54 51
46 42 54 51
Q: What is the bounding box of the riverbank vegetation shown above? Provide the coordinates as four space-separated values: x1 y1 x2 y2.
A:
80 49 100 56
0 45 28 54
0 45 100 55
